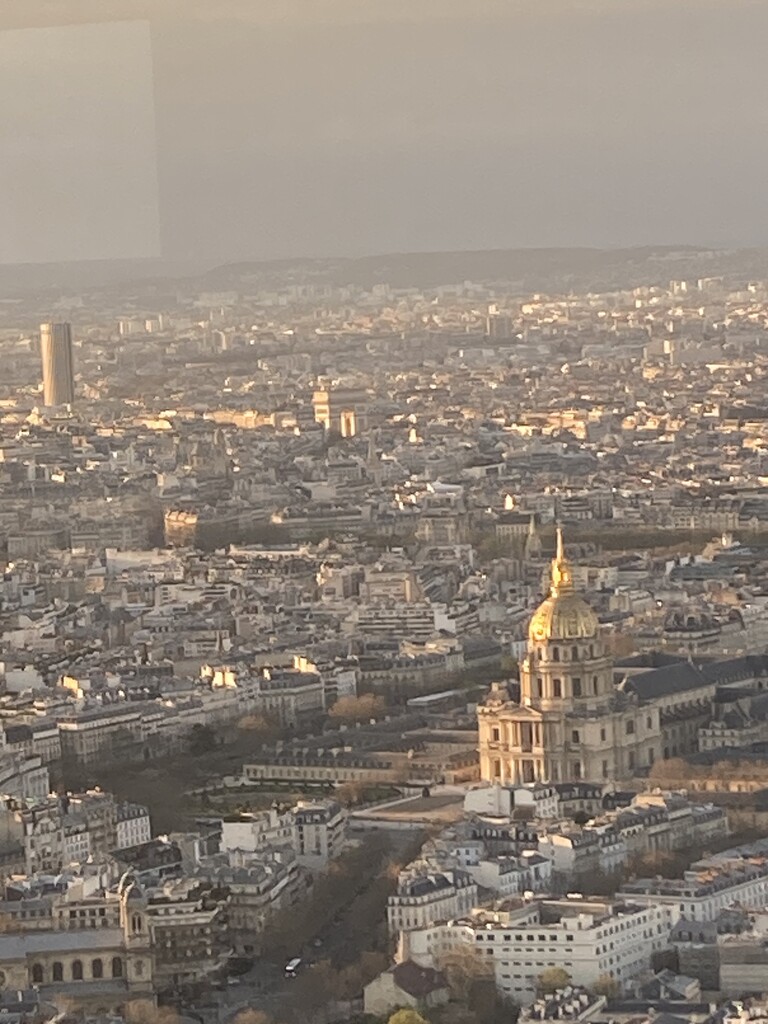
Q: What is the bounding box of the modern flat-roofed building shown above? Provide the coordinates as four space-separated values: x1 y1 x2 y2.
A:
405 897 676 1005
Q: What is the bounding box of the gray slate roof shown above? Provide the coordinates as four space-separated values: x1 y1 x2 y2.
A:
0 928 124 959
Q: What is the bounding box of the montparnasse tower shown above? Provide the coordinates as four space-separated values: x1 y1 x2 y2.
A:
478 529 656 784
40 322 75 407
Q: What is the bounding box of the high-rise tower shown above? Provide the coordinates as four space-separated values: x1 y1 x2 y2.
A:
40 322 75 407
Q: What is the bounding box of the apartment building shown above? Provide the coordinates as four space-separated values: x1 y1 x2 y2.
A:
387 864 477 935
619 852 768 923
293 799 346 870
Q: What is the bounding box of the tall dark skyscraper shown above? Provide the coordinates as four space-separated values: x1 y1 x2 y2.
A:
40 322 75 407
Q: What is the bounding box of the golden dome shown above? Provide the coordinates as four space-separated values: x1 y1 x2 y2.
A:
528 528 599 642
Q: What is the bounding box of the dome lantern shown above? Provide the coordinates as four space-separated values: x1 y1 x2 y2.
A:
528 527 599 642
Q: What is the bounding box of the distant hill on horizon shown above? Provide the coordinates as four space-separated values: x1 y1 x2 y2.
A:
2 245 768 299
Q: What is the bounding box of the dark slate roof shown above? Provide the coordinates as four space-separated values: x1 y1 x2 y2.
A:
616 652 689 670
4 725 33 743
653 1014 695 1024
625 661 706 702
401 874 453 897
752 692 768 720
700 654 768 685
689 743 768 766
553 781 603 800
391 960 448 998
625 654 768 703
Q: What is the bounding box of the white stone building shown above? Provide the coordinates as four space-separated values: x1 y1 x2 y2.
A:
115 803 152 850
387 864 477 935
468 851 552 897
619 850 768 923
293 798 346 870
405 897 676 1005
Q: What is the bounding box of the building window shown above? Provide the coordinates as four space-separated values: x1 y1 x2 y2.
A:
572 762 582 779
626 720 635 735
31 964 44 984
600 727 606 742
628 751 635 769
553 679 562 698
571 730 580 745
492 728 500 742
647 715 653 728
573 678 582 697
552 648 560 662
92 959 103 979
602 760 609 778
593 676 599 694
72 961 83 981
52 962 63 982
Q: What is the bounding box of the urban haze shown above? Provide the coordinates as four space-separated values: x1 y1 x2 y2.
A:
3 0 768 263
3 5 768 1024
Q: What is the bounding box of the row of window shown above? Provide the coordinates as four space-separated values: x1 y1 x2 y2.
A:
31 957 123 983
533 645 597 662
531 676 597 699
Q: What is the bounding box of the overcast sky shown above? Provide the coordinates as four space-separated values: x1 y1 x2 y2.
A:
2 0 767 264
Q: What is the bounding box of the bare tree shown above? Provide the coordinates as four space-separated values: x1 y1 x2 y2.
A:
591 974 621 999
238 713 280 740
328 694 386 723
536 967 571 995
437 945 494 1001
233 1011 272 1024
125 1001 181 1024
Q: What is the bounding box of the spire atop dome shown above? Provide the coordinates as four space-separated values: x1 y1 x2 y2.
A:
529 527 598 642
550 525 573 596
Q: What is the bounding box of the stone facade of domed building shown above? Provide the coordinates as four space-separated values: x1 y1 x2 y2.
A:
478 530 659 784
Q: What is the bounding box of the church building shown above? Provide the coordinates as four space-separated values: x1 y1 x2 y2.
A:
478 530 659 784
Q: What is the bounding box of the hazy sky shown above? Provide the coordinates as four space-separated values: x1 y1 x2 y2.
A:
0 19 159 264
2 0 768 264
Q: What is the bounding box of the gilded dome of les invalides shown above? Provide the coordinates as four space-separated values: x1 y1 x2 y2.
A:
528 528 599 642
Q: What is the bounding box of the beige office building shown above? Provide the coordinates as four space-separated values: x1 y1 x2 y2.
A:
40 321 75 406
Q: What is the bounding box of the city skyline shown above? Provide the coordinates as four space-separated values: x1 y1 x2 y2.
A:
4 3 768 1019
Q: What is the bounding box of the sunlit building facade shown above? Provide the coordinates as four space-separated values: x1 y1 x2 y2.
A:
478 531 658 784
